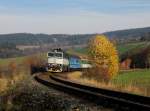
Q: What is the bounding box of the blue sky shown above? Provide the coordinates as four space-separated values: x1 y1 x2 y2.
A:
0 0 150 34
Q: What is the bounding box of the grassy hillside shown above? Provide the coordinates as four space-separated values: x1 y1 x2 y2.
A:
73 47 89 54
67 69 150 96
71 41 150 59
113 70 150 87
0 52 47 94
0 53 47 67
117 42 150 55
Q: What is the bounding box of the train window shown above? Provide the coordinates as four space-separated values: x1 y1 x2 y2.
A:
48 52 54 57
55 53 62 58
76 60 79 63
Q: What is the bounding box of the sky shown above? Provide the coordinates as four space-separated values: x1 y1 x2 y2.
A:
0 0 150 34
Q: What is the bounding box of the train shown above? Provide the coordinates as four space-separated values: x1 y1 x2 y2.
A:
46 48 92 72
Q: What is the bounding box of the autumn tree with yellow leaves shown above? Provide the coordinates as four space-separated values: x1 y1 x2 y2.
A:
88 35 119 81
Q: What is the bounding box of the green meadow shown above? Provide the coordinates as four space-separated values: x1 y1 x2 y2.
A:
113 69 150 88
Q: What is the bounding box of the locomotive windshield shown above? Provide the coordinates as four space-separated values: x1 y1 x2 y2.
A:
55 53 62 58
48 52 62 58
48 52 54 57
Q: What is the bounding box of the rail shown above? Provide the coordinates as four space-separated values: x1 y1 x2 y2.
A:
34 73 150 111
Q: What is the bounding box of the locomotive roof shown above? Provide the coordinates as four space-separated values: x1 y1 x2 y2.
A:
52 48 63 52
68 54 80 59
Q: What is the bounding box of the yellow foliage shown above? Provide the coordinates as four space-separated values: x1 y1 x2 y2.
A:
89 35 119 80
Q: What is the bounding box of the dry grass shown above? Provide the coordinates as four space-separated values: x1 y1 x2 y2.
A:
0 78 9 93
67 71 82 79
67 71 147 96
0 58 32 110
0 69 28 94
0 57 34 94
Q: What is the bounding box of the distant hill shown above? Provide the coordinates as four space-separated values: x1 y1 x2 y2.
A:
0 26 150 58
0 27 150 46
0 33 95 58
0 33 95 46
104 27 150 39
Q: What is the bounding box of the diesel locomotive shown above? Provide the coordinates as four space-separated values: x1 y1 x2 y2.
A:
46 48 91 72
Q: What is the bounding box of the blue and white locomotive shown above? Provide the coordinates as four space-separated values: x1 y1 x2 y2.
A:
46 49 83 72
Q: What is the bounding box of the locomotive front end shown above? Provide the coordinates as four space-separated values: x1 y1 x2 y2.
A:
46 51 63 72
46 49 69 72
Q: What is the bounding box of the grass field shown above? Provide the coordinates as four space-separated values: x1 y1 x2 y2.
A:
72 47 88 54
112 69 150 96
117 42 150 55
0 56 26 66
67 69 150 96
113 69 150 88
0 53 47 67
0 52 47 94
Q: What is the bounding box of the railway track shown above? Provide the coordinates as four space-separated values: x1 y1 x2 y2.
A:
34 73 150 111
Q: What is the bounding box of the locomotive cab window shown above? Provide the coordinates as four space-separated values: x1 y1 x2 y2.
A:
48 52 54 57
76 59 79 63
55 53 63 58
